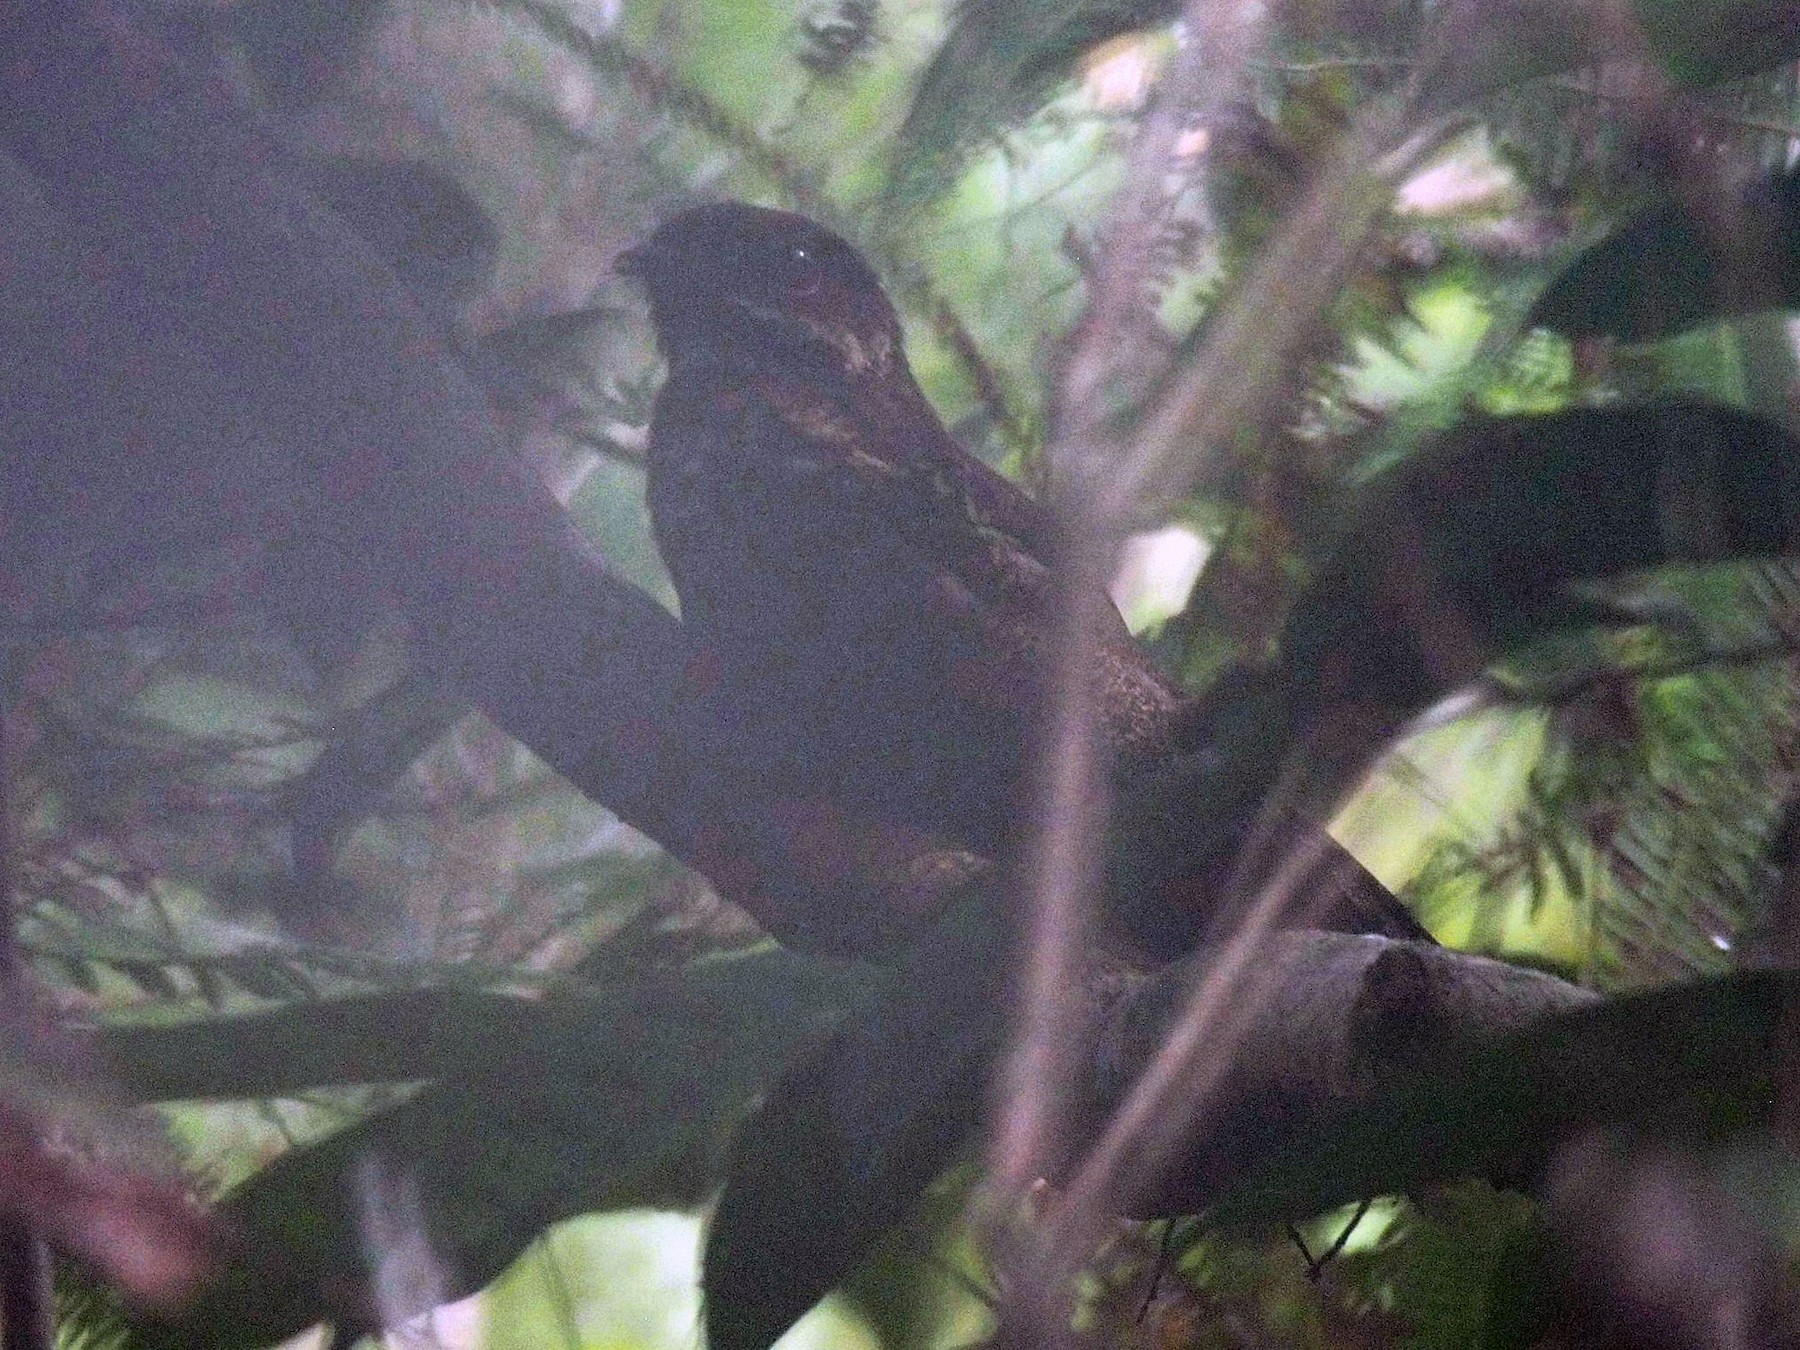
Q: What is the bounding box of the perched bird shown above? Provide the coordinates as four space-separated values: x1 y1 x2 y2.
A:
620 202 1185 850
621 202 1426 945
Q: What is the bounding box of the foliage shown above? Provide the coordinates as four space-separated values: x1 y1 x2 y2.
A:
10 1 1800 1349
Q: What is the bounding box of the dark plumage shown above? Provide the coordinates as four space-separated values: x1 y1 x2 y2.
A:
623 202 1429 946
622 203 1185 849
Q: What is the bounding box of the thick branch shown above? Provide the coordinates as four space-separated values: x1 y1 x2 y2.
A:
1090 930 1594 1216
8 5 1797 967
0 2 963 955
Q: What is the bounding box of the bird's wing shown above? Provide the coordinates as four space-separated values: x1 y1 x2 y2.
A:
646 371 1051 848
652 370 1190 763
646 369 1026 659
742 371 1056 613
744 373 1191 758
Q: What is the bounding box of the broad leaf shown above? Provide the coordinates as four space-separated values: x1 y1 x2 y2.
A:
704 891 1011 1350
891 0 1172 200
107 951 863 1347
1531 169 1800 342
1631 0 1800 86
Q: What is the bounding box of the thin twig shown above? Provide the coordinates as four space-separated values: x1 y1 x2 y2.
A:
1135 1218 1186 1321
994 0 1274 1191
1318 1196 1374 1267
1047 828 1348 1265
1292 1196 1373 1280
1548 75 1800 141
538 1232 584 1350
986 14 1276 1344
1104 103 1452 520
1251 57 1414 75
993 10 1475 1331
1483 634 1800 710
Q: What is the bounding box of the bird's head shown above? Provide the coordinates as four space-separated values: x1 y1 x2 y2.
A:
618 203 904 378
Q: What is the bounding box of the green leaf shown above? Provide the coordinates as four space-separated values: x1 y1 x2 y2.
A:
1172 403 1800 878
704 891 1010 1350
889 0 1172 202
100 987 554 1102
1531 169 1800 342
100 952 862 1346
1631 0 1800 84
896 1 1800 202
113 960 183 1002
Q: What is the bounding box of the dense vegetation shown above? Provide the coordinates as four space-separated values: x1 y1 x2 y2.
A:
7 1 1800 1346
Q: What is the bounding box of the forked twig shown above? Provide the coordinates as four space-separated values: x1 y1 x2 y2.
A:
989 1 1472 1340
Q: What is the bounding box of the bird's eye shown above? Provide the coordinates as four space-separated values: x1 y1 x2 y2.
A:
788 244 811 264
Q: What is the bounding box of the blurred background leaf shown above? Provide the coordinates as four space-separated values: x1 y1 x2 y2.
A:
10 0 1800 1346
